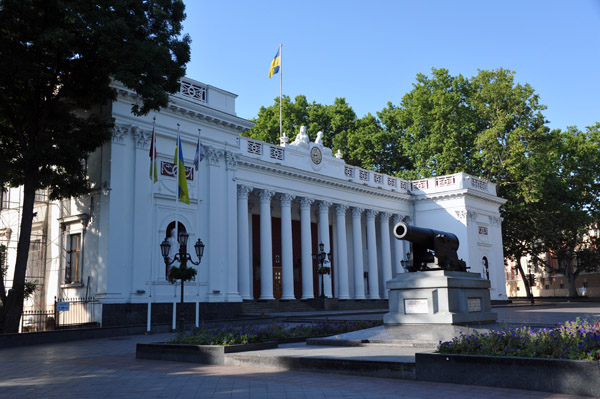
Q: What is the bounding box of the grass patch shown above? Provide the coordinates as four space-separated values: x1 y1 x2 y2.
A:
169 320 382 346
438 318 600 360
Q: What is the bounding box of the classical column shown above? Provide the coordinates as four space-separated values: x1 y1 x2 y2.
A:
392 214 406 276
335 204 350 299
300 197 314 299
259 189 275 300
318 201 333 297
351 207 366 299
237 185 253 300
279 193 295 300
366 209 380 299
379 212 393 299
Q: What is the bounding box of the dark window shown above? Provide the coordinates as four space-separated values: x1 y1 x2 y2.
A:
65 234 81 284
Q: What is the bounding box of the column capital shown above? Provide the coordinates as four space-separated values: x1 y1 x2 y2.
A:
132 126 151 149
237 185 254 200
351 207 364 218
279 193 295 206
366 209 378 219
380 212 391 222
299 197 314 209
335 204 349 216
225 151 239 171
318 200 332 213
259 189 275 203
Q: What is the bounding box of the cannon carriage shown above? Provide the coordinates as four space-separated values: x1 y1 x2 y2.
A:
393 222 467 272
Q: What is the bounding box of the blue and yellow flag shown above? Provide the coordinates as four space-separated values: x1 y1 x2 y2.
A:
174 134 189 204
268 48 281 78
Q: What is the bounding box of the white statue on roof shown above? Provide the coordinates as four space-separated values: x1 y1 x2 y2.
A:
290 126 309 149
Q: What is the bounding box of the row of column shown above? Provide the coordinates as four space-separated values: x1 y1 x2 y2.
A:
236 185 406 301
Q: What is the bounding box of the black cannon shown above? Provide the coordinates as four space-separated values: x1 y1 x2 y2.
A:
393 222 467 272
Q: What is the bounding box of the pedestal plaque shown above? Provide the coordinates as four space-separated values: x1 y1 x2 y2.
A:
384 270 496 325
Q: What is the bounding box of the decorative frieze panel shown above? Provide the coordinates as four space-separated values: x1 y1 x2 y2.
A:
160 161 194 180
399 180 408 190
435 175 456 187
374 174 383 185
359 169 369 181
478 225 489 236
247 140 262 156
387 177 396 187
180 81 207 103
412 180 428 190
344 166 354 178
470 177 488 191
269 146 284 161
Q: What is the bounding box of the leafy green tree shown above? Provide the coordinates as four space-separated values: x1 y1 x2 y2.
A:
387 68 553 301
528 125 600 297
0 0 191 333
245 95 357 151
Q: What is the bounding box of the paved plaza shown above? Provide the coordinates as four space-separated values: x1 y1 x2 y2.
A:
1 302 599 398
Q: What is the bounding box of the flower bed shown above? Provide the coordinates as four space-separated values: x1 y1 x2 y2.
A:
438 318 600 360
414 319 600 396
169 320 382 346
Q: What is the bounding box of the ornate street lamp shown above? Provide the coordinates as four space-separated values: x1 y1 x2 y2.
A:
313 242 331 298
160 231 204 333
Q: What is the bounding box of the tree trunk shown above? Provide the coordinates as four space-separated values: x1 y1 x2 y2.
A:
516 257 535 304
0 175 36 333
560 258 578 298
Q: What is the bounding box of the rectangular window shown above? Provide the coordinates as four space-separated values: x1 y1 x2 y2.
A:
0 186 8 210
65 233 81 284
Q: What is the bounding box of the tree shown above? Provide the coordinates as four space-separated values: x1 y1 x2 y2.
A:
528 125 600 297
387 68 553 301
245 95 357 150
0 0 191 333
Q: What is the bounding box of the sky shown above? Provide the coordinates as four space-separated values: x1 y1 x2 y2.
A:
182 0 600 131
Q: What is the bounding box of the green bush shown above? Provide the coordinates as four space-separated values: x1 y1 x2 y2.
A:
170 320 382 346
438 318 600 360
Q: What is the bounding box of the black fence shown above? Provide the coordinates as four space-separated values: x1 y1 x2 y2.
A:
21 297 100 332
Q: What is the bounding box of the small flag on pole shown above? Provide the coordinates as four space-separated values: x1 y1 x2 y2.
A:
194 135 205 171
268 48 281 78
149 125 158 183
174 133 190 204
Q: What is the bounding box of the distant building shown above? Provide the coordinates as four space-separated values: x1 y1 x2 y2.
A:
0 77 508 331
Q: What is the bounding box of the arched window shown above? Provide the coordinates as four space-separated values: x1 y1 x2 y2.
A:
164 222 187 279
482 256 489 280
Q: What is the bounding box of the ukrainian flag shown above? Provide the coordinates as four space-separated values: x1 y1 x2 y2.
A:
174 134 190 204
268 48 281 78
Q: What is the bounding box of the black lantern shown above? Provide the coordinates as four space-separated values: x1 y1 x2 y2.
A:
313 242 331 298
160 230 204 333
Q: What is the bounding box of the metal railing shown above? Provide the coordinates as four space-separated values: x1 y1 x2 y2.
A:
21 296 100 332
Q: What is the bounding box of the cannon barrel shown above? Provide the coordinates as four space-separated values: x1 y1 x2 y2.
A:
393 222 460 252
393 222 466 272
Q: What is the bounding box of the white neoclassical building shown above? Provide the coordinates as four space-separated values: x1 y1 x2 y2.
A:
0 77 507 328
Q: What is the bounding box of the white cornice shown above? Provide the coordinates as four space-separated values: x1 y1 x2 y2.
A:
114 87 254 133
237 156 411 202
412 188 508 205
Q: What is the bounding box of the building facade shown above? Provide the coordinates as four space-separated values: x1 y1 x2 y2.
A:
0 77 508 329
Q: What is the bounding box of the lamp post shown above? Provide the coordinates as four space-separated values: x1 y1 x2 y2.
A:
160 231 204 333
312 242 331 298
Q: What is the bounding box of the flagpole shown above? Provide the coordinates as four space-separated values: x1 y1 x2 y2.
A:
173 123 181 331
279 43 282 140
195 128 201 328
147 116 157 334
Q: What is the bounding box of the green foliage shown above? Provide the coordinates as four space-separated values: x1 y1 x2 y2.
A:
0 0 191 197
170 320 382 346
438 319 600 361
0 0 191 333
167 265 197 283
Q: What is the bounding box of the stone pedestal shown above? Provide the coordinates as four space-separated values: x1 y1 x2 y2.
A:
384 270 496 325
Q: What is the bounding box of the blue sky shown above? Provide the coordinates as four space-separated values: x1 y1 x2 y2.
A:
183 0 600 131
